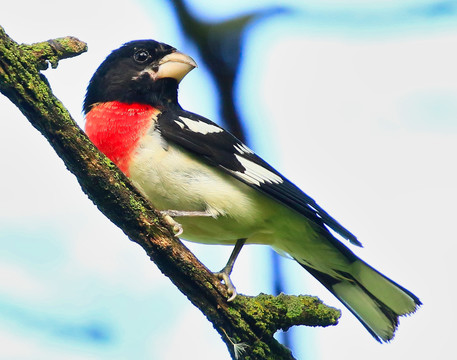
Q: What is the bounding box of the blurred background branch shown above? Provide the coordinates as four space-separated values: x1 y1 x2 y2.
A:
0 0 453 358
169 0 293 347
0 25 340 360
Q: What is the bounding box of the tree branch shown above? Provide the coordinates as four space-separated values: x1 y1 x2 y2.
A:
20 37 88 70
0 26 340 359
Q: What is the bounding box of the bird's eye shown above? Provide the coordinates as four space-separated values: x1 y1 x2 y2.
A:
134 49 150 63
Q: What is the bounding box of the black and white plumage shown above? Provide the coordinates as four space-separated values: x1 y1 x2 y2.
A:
158 109 361 246
84 40 421 343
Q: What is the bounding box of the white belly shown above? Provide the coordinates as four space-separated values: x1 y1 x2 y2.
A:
127 129 353 276
128 130 279 244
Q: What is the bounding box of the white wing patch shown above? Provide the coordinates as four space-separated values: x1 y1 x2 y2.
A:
234 155 283 186
178 116 224 135
234 143 254 154
174 120 185 129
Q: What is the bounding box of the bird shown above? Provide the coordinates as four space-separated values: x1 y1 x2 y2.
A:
83 39 421 342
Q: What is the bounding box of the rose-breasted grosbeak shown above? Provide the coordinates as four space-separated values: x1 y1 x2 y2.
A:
83 40 420 342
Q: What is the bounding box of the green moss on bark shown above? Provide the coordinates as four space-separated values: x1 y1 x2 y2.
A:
0 25 342 360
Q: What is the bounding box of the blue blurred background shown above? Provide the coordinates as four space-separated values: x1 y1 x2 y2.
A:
1 1 456 359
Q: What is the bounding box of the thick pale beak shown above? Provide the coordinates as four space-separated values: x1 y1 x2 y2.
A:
155 51 197 83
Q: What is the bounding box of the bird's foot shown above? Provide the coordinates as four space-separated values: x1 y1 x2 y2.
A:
214 238 246 302
215 267 238 302
160 211 183 236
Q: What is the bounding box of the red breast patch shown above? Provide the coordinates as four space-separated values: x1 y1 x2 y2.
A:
85 101 160 176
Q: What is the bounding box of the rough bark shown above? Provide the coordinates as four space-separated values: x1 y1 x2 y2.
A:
0 26 341 360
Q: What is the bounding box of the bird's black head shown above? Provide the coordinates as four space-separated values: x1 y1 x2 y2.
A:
83 40 197 113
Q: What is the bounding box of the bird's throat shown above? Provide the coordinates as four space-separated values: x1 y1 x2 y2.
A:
85 101 159 176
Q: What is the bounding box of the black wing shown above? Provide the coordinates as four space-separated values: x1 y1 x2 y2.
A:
157 109 360 246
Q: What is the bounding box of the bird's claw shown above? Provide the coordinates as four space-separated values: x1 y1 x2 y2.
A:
160 212 183 236
215 270 238 302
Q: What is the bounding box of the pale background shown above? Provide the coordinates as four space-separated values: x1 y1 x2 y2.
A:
1 1 455 359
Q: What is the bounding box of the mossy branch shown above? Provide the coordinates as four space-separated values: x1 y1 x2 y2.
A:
20 36 88 70
0 25 340 360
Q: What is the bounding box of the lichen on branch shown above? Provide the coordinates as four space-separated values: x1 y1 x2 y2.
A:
0 25 340 360
20 36 88 70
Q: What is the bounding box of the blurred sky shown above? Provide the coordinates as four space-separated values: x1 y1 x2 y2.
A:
1 1 456 359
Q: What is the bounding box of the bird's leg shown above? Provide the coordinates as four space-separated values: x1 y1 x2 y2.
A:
161 210 216 217
160 210 214 236
215 238 247 302
160 210 246 301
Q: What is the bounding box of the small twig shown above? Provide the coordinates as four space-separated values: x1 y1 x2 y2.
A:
20 36 87 70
